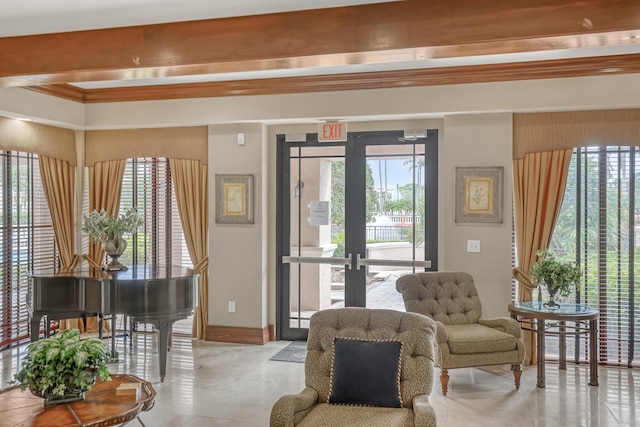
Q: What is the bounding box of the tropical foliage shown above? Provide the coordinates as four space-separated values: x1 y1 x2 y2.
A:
530 249 580 298
14 329 112 398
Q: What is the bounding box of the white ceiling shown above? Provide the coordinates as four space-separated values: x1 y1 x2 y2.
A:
0 0 396 37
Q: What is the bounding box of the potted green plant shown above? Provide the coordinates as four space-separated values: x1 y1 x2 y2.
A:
82 208 144 271
530 249 581 307
13 329 112 405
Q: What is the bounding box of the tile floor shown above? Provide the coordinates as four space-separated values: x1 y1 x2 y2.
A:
1 331 638 426
1 274 637 426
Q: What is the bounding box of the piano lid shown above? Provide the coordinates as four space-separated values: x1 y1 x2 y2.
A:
29 265 198 280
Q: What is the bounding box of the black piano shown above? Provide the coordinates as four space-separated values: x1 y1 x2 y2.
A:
27 265 199 382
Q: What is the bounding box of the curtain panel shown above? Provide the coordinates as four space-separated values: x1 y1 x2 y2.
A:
69 159 126 333
512 149 572 364
169 158 209 340
86 160 127 268
39 156 79 270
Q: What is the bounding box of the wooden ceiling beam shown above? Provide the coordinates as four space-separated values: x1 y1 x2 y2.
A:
29 52 640 103
2 0 640 88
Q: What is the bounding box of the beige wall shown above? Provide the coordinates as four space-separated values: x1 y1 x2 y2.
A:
209 123 268 328
2 72 640 336
441 113 514 318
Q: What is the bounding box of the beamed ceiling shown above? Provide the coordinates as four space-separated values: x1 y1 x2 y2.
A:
2 0 640 104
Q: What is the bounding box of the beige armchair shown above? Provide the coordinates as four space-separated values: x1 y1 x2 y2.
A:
396 272 525 396
270 307 438 427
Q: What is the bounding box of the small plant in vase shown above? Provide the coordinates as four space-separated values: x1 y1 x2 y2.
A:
13 329 112 406
82 208 144 271
530 249 581 308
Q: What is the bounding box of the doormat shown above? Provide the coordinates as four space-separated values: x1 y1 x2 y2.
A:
269 341 307 363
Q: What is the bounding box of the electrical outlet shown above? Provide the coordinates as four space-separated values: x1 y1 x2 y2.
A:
228 301 236 313
467 240 481 253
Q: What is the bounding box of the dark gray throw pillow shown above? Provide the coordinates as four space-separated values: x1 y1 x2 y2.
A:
328 337 403 408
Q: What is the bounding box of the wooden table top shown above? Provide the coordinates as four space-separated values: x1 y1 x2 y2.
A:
1 374 156 427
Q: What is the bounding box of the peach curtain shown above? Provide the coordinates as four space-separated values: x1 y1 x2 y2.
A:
38 156 79 270
512 149 572 364
39 156 81 332
85 159 127 269
169 159 209 339
74 159 126 333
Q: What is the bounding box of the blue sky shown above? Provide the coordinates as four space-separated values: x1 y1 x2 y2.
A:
368 159 415 190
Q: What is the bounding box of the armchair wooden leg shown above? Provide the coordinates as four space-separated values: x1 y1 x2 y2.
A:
440 368 450 396
512 364 522 390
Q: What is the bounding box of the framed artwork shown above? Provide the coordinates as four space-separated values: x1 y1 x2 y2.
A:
455 166 503 223
215 174 254 224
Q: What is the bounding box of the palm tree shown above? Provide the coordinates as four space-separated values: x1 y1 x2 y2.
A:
403 157 425 189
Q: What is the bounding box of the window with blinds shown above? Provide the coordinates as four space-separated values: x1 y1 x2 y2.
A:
549 146 639 367
118 158 191 268
0 151 58 347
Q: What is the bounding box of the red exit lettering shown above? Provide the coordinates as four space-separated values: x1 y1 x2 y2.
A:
319 122 347 141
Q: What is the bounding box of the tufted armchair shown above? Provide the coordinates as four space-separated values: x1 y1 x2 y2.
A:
270 307 438 427
396 272 525 396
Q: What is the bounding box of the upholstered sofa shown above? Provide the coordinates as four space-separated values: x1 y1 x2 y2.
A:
396 272 525 396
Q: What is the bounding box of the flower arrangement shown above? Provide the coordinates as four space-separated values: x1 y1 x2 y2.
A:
530 249 580 305
82 208 144 242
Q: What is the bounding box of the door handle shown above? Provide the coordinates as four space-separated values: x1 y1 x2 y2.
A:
282 253 352 270
355 253 431 270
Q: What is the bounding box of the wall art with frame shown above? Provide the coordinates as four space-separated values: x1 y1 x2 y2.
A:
215 174 254 224
455 166 503 224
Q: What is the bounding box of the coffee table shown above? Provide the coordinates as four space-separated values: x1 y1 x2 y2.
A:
508 301 598 388
1 373 155 426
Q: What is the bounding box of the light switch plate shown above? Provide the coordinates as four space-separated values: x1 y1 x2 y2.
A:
467 240 481 253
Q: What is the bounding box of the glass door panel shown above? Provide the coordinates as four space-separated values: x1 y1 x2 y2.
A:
363 142 429 311
286 144 347 333
277 131 438 340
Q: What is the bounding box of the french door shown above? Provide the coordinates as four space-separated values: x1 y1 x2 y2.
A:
276 130 438 340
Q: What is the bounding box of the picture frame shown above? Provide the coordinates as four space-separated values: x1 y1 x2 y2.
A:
455 166 503 224
215 174 254 224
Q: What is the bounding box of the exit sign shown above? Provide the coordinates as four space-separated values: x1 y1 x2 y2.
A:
319 122 347 142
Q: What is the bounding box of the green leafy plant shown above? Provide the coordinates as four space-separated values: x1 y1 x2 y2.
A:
82 208 144 242
14 329 112 398
530 249 581 299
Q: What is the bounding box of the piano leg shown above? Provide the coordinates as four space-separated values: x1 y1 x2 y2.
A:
98 314 103 339
147 318 177 382
30 315 43 342
110 315 118 361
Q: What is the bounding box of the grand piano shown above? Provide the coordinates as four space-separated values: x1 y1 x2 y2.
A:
27 265 199 382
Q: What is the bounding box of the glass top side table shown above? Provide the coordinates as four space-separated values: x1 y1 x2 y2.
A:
508 301 598 388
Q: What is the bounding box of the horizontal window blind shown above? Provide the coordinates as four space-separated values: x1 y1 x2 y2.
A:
119 158 191 268
549 146 638 367
0 151 57 347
